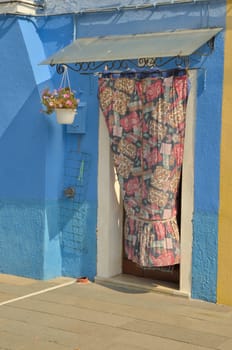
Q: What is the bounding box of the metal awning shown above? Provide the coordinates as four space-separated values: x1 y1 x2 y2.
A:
40 28 222 65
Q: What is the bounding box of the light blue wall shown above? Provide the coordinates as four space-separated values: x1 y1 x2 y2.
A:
0 14 99 280
0 1 226 302
0 18 47 278
0 16 69 279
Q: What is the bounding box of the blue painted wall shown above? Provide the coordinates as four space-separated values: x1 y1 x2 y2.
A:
60 74 98 280
74 0 226 300
0 14 99 280
0 16 69 279
0 18 47 278
0 0 226 302
192 33 225 302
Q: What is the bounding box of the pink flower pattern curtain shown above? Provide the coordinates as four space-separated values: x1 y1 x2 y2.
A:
98 72 188 267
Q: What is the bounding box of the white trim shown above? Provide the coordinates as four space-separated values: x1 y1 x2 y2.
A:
180 70 196 296
97 117 123 277
97 72 196 295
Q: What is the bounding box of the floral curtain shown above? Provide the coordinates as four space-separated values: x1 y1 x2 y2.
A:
98 71 189 267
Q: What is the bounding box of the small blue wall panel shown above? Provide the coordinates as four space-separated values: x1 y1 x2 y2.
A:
66 102 87 134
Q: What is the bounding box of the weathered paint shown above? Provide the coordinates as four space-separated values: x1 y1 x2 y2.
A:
217 0 232 306
191 32 225 302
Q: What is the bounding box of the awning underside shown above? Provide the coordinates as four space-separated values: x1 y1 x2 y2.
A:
41 28 222 65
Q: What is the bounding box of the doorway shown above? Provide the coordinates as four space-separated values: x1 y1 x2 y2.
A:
97 71 196 296
122 188 180 285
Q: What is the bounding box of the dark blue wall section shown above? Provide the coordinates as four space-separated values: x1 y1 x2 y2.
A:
61 74 98 279
0 199 45 279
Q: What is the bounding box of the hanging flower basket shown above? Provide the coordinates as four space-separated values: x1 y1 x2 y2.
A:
41 86 79 124
40 67 80 124
55 108 77 124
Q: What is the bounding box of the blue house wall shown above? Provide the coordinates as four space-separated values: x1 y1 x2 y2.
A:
0 1 226 302
0 18 47 278
192 32 225 302
0 14 99 280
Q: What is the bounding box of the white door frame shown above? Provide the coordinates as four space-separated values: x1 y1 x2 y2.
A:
97 71 196 296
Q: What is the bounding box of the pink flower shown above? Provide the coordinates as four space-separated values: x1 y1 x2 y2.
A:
65 100 73 106
41 87 78 115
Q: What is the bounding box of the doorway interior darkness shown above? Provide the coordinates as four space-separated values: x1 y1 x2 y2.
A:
97 71 196 296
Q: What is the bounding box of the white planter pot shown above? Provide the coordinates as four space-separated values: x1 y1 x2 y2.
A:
55 109 77 124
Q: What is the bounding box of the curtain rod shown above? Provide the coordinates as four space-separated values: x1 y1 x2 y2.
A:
75 67 206 77
95 67 186 77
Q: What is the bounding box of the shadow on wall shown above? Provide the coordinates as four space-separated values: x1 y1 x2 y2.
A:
77 3 218 37
0 87 48 200
0 86 49 278
59 133 95 279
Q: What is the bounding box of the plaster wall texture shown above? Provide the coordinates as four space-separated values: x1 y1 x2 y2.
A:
217 0 232 306
192 31 224 302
